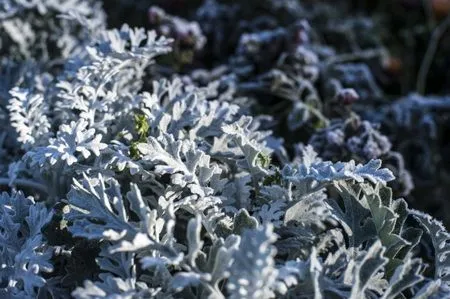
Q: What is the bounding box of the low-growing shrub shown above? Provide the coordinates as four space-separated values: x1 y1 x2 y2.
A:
1 0 450 298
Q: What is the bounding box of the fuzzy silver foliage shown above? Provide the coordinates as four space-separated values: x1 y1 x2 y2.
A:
0 1 449 298
0 191 53 298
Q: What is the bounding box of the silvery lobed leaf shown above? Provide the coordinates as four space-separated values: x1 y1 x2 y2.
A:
27 119 107 167
227 224 278 299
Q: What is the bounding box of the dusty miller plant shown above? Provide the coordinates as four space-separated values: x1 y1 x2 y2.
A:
0 1 450 299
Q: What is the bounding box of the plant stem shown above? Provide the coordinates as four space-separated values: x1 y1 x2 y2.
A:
0 178 48 194
422 0 437 30
324 48 386 66
417 15 450 94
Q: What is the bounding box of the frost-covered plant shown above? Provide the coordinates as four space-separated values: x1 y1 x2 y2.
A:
0 1 450 298
0 191 53 298
8 87 51 149
0 0 105 60
148 6 206 67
